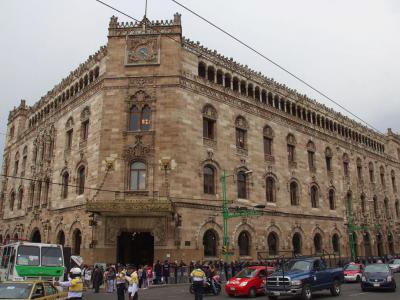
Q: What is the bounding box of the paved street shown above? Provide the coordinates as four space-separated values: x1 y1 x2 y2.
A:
85 274 400 300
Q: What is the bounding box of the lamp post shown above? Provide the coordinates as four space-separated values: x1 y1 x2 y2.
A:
220 170 265 261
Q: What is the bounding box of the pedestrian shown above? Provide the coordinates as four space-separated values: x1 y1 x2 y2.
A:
190 264 206 300
106 267 116 293
126 266 139 300
84 266 92 288
92 265 103 293
162 260 170 284
137 266 143 288
141 265 148 289
146 265 152 287
154 260 162 284
56 267 84 300
116 266 127 300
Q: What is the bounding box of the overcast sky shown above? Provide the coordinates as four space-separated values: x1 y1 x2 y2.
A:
1 0 399 162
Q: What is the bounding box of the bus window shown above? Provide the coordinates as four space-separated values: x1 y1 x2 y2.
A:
17 246 40 266
42 247 63 266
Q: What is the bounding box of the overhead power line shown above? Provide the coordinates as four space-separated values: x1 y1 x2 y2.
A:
171 0 381 134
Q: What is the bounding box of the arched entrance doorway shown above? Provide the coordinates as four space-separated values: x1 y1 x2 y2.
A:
57 231 65 246
363 232 372 257
203 229 218 257
388 234 394 255
376 233 384 257
117 231 154 267
332 234 340 254
292 233 302 255
31 229 41 243
352 232 358 257
238 231 250 256
313 233 322 254
13 233 19 240
72 229 81 255
267 232 279 256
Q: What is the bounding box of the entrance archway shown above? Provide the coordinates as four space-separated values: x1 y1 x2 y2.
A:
267 232 279 256
313 233 322 254
376 233 384 257
31 229 41 243
57 231 65 246
72 229 81 255
203 229 218 257
363 233 372 257
117 232 154 266
388 234 394 255
292 233 302 255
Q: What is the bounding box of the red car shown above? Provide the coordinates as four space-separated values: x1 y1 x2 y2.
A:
225 266 274 298
343 263 364 282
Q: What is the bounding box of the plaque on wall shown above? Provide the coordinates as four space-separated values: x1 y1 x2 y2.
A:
125 36 160 66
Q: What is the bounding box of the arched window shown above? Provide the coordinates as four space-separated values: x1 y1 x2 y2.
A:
235 116 248 150
232 77 239 92
141 106 151 130
17 188 23 210
388 234 395 255
380 166 386 187
307 141 316 171
313 233 322 254
198 62 206 78
240 80 246 95
292 233 302 255
72 229 82 255
129 106 140 131
237 171 247 199
130 162 146 190
356 158 363 181
31 229 41 243
360 194 366 214
9 191 15 211
14 152 19 176
238 231 250 256
263 125 274 157
203 165 215 194
395 200 400 218
290 181 299 206
267 232 279 256
224 73 231 89
373 196 378 218
287 134 296 164
266 177 275 203
328 189 335 210
384 198 389 218
207 66 215 82
391 170 397 193
203 229 217 257
202 104 217 140
77 166 85 195
310 185 319 208
216 70 223 85
363 232 372 257
332 234 340 253
369 162 375 183
29 183 35 207
57 231 65 246
343 153 350 177
62 172 69 199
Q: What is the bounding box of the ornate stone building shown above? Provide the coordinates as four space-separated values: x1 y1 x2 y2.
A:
1 14 400 264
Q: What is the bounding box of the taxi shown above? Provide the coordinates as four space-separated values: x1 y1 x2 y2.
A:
0 281 67 300
343 263 364 282
225 266 274 298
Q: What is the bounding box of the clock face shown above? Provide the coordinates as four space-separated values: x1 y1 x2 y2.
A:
137 46 149 59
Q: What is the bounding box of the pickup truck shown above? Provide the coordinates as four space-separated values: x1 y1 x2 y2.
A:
265 257 344 300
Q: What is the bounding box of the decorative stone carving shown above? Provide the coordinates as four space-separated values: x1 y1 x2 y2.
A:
123 135 151 160
126 36 160 66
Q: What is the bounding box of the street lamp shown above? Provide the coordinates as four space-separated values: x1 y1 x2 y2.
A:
220 170 264 262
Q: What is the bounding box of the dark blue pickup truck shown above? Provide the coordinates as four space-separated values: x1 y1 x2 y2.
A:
266 257 344 300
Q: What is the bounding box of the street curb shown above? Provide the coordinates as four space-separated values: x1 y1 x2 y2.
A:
148 283 191 289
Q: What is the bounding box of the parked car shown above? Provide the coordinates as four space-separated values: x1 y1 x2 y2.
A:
343 263 364 282
265 258 343 300
0 281 67 300
388 259 400 273
361 263 396 292
225 266 274 297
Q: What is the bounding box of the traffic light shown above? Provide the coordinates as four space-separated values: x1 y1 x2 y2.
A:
222 245 228 254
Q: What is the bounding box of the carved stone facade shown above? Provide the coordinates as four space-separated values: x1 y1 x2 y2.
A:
1 14 400 264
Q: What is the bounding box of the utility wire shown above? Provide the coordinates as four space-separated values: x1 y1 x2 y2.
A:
171 0 381 134
94 0 382 140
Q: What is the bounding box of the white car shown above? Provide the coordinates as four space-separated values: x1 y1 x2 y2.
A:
388 259 400 273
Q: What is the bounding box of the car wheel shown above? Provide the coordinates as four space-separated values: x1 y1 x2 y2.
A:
361 286 367 292
330 280 341 296
356 275 361 282
301 284 312 300
248 287 257 298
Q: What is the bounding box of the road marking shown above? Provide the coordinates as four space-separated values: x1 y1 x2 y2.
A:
348 292 367 297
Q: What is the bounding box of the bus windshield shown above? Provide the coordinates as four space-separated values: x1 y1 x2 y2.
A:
41 247 63 267
16 246 40 266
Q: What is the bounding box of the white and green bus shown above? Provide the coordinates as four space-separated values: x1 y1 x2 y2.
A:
0 241 65 282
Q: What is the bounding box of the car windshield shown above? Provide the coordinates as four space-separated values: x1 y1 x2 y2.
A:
364 264 389 273
235 268 257 278
41 247 63 267
344 264 360 271
280 260 312 272
16 245 40 266
0 283 32 299
389 259 400 264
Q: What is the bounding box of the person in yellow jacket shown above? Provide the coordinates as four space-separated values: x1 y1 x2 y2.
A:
57 267 84 300
116 266 127 300
126 266 139 300
190 265 206 300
